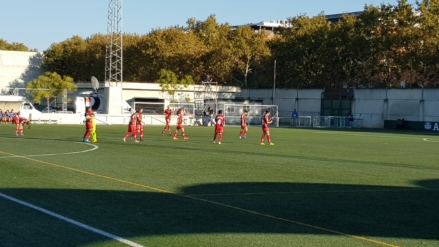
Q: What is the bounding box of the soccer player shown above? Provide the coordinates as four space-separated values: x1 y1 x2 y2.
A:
261 110 274 146
162 105 172 136
239 110 248 139
123 110 139 143
82 107 94 143
213 110 225 144
13 111 22 136
90 116 97 143
173 108 189 140
9 109 15 124
0 110 3 124
4 110 10 124
20 115 31 130
136 108 144 141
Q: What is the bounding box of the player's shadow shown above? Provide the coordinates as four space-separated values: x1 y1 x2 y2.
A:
0 180 438 246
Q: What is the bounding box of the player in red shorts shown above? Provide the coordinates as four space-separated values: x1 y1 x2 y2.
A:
135 108 144 141
239 109 248 139
213 110 225 144
13 111 21 136
82 107 94 143
13 112 30 136
173 108 189 140
261 110 274 146
124 110 139 143
162 105 172 136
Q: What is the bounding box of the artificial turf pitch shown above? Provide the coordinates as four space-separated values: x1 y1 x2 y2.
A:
0 124 438 247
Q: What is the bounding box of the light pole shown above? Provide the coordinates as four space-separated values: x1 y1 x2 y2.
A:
273 60 276 105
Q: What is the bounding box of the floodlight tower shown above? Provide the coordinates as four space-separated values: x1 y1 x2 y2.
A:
104 0 124 115
105 0 123 86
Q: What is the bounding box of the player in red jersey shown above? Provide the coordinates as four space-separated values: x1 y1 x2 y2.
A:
135 108 144 141
213 110 225 144
162 105 172 136
123 111 139 143
20 116 31 130
261 110 274 146
82 107 94 143
13 111 21 136
239 110 249 139
13 112 30 136
173 108 189 140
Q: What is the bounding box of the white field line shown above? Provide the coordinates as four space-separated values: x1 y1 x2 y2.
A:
423 138 439 143
314 131 439 142
0 192 144 247
0 138 98 159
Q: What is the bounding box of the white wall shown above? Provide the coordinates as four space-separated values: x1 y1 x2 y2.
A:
0 50 42 92
352 88 439 128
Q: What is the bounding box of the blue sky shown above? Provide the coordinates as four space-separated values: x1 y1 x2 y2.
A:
1 0 416 52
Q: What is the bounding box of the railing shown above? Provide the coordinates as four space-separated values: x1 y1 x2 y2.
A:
291 116 312 127
313 116 363 128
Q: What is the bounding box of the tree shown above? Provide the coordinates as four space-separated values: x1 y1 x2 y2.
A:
26 72 77 107
187 15 235 83
416 0 439 87
0 39 35 51
157 69 194 102
231 26 270 87
273 14 330 88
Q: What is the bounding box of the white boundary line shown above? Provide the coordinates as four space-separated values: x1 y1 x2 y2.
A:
423 138 439 143
0 138 98 159
314 131 439 142
0 192 144 247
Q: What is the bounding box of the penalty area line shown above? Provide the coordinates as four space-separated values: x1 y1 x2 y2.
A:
0 192 144 247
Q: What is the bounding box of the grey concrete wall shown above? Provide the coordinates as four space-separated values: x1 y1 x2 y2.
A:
352 88 439 127
239 88 439 128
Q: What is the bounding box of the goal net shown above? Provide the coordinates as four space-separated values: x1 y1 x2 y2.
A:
222 104 279 127
132 102 195 125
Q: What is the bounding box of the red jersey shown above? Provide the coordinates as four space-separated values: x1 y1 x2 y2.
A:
262 115 270 128
85 111 93 122
215 114 225 127
129 113 137 125
177 115 183 125
164 109 172 119
13 115 20 124
136 113 143 125
19 117 28 124
241 114 247 125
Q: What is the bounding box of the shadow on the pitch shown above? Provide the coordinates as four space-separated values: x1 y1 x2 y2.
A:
0 179 438 246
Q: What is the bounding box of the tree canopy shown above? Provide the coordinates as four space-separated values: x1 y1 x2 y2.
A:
26 72 77 106
0 39 36 52
39 0 439 89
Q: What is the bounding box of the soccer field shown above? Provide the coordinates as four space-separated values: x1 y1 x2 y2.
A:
0 124 438 247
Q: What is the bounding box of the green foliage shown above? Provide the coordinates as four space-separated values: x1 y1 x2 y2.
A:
39 0 439 88
26 72 77 105
157 69 194 101
0 39 34 51
231 26 271 87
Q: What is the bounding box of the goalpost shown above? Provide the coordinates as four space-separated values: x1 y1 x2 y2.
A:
222 104 279 127
132 102 196 126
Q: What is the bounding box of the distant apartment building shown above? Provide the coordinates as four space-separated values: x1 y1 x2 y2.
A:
231 11 363 37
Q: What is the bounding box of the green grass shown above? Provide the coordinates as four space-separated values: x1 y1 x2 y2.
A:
0 124 438 247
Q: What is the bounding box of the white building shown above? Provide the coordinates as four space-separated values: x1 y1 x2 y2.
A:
0 50 43 93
